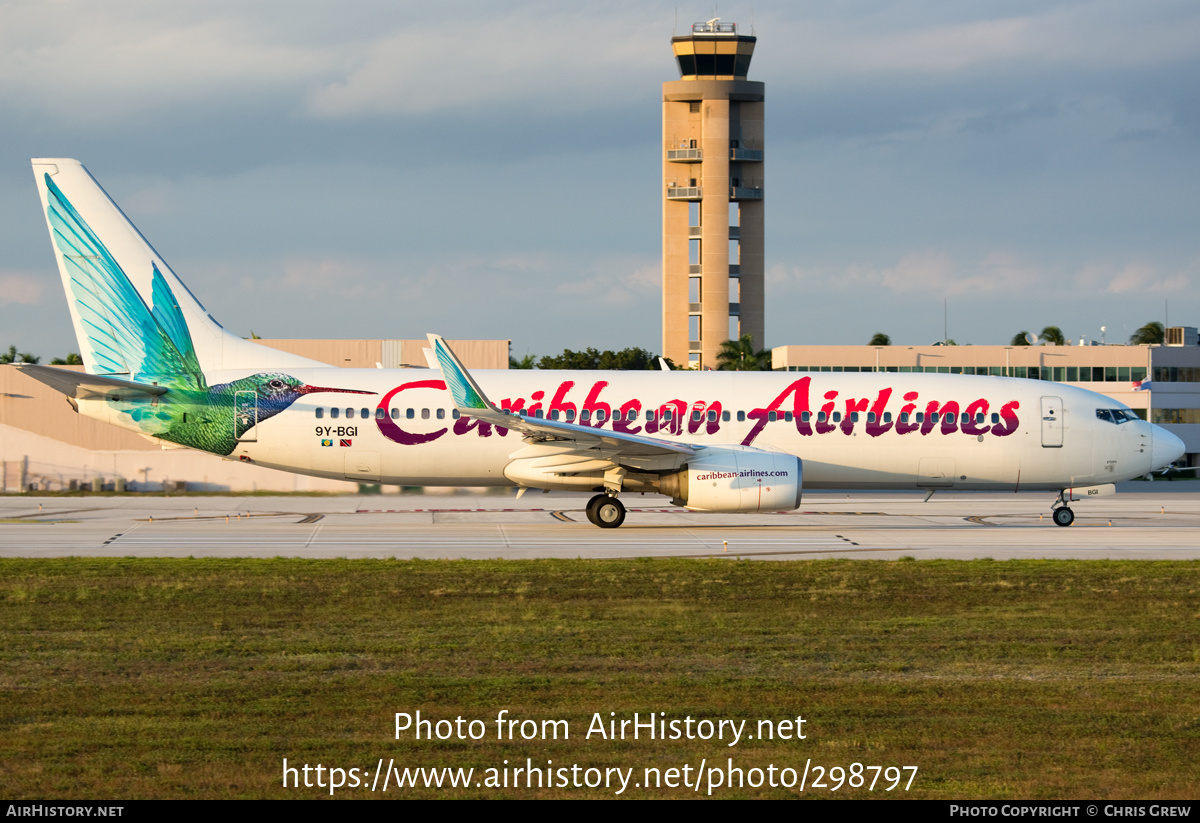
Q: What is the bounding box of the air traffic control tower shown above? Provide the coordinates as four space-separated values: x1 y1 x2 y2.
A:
662 19 764 369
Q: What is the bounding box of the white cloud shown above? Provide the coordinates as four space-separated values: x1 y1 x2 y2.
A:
0 2 335 122
554 259 659 307
1075 261 1191 294
770 250 1045 298
304 9 662 118
0 272 45 306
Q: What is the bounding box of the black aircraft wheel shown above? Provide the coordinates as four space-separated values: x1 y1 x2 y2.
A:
584 494 608 526
1052 507 1075 527
593 497 626 529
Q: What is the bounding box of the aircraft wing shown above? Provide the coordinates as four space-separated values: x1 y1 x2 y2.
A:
427 334 696 461
18 364 169 400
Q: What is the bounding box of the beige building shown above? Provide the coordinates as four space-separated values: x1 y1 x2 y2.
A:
1 339 508 493
662 19 764 369
772 338 1200 465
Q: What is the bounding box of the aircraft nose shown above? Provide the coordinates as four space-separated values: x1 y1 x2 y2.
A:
1151 426 1186 470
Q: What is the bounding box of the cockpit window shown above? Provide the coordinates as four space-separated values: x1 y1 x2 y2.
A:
1097 408 1138 424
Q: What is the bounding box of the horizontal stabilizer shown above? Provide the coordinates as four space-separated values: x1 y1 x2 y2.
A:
17 364 168 400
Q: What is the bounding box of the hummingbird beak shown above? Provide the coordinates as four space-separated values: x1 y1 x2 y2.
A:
297 385 376 396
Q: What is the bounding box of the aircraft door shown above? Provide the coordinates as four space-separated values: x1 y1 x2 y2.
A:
1041 396 1063 448
234 391 257 442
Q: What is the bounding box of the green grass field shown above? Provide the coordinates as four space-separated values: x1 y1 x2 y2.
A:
1 558 1197 798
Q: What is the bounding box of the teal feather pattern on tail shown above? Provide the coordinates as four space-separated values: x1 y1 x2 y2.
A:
43 173 204 390
43 173 372 455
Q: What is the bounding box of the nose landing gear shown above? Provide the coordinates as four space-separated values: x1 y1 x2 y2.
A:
586 493 626 529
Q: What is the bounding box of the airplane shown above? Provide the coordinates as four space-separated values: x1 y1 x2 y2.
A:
18 158 1186 528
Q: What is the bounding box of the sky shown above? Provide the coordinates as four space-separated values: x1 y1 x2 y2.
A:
2 0 1199 361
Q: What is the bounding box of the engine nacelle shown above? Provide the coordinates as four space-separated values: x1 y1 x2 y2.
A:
659 447 802 513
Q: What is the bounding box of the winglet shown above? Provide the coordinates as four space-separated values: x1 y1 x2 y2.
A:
426 334 500 416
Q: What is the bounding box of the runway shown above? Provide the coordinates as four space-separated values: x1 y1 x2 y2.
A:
3 482 1199 559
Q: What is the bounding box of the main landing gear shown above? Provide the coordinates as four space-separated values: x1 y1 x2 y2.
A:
1051 491 1075 527
586 493 626 529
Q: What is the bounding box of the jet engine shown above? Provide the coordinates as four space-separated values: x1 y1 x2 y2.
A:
658 447 802 513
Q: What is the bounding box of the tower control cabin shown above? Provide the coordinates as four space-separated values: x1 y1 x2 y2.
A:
662 19 764 369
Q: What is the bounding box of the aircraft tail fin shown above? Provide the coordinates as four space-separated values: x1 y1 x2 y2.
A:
31 159 330 379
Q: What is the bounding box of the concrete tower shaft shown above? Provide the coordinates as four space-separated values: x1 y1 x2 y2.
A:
662 20 764 369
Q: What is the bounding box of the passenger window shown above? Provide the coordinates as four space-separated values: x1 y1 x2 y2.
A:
784 411 793 423
768 411 778 422
565 410 575 422
850 412 859 423
406 409 415 419
580 410 591 422
535 409 544 418
737 411 746 422
961 412 970 424
452 410 460 419
437 409 445 419
930 413 939 423
692 410 702 422
360 408 369 419
421 409 430 420
550 410 560 421
802 411 811 422
663 410 673 421
899 413 908 423
345 408 354 418
818 412 827 423
315 408 324 419
991 413 999 424
832 412 842 423
330 408 340 419
722 411 730 422
708 410 717 422
867 412 876 424
915 413 924 423
628 409 637 422
375 408 386 420
596 410 607 422
391 408 399 419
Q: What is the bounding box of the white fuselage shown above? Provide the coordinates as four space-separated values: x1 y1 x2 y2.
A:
131 368 1160 493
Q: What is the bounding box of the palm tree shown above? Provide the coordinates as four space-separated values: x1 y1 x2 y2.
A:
1039 326 1066 346
868 332 891 346
0 345 39 364
1129 322 1164 345
1010 331 1031 346
716 334 772 371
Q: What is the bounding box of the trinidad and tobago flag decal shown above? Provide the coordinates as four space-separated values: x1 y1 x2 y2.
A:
340 439 352 447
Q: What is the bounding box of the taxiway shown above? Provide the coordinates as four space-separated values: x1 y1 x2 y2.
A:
2 483 1199 560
